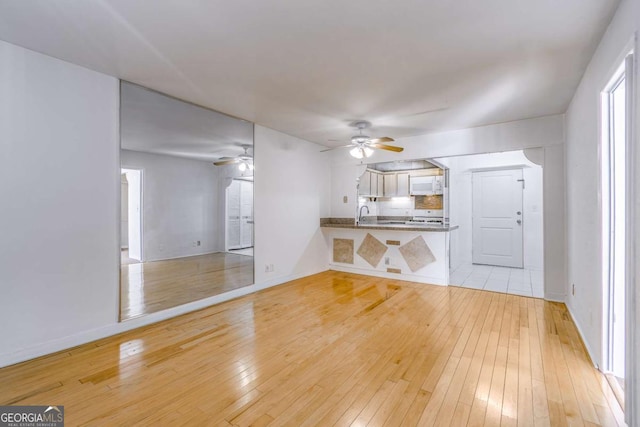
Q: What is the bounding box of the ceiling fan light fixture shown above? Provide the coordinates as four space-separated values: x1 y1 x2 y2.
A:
349 146 374 159
238 160 254 172
349 147 363 159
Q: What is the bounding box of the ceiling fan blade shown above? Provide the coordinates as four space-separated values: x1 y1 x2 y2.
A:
213 158 240 166
370 143 404 152
320 145 353 152
369 137 394 144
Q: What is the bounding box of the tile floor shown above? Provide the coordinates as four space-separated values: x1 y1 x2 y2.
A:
449 263 544 298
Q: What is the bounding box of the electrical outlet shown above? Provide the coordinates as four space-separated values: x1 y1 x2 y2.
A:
197 240 201 246
343 195 348 203
265 264 275 273
572 283 575 296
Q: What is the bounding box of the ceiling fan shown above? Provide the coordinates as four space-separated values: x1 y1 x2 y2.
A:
321 121 404 159
213 144 254 171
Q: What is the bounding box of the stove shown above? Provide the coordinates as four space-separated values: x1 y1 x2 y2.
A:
407 216 443 225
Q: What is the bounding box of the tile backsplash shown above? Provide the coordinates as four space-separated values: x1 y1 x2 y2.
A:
358 196 442 218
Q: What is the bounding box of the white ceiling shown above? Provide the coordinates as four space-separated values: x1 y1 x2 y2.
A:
0 0 619 146
121 82 253 161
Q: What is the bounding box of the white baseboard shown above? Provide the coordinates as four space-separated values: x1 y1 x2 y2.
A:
253 267 329 291
544 290 566 302
0 268 329 368
329 264 448 286
566 303 599 369
143 249 225 263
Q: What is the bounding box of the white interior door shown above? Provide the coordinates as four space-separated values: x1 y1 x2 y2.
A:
472 169 523 267
227 180 241 250
240 181 254 248
121 174 129 249
227 180 253 250
123 169 142 261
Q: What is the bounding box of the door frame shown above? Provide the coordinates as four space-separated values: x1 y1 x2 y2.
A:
598 38 637 424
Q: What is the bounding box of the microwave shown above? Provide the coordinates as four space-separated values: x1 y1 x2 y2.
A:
410 175 443 195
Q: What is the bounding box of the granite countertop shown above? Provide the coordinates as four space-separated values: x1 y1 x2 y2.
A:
320 218 458 232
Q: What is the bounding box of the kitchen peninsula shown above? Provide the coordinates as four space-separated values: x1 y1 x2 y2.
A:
321 218 458 285
324 158 459 285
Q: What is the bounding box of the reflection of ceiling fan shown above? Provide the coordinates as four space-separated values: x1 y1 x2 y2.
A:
320 121 403 159
213 145 254 171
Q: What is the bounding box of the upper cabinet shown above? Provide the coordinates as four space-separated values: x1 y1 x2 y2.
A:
383 172 410 197
383 173 397 197
376 172 384 196
397 173 410 196
359 170 372 195
359 168 442 197
359 170 384 197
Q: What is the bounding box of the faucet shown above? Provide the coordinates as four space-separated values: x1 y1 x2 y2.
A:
358 205 370 223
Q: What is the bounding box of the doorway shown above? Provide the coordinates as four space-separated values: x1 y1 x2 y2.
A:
440 150 544 298
601 55 630 401
226 178 254 255
121 168 142 264
472 168 524 268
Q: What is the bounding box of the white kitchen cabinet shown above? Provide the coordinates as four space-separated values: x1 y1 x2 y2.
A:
369 171 378 196
397 173 410 196
375 172 384 196
359 170 372 195
383 173 396 197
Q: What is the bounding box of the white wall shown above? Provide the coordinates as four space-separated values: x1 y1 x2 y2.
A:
565 0 636 364
0 40 120 358
253 125 331 286
328 115 565 301
121 150 221 261
436 151 544 272
565 0 639 408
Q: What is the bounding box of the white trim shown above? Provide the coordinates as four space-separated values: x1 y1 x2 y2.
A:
544 291 566 303
329 264 448 286
597 35 637 426
600 59 626 377
566 303 599 369
625 35 638 427
142 250 226 263
466 164 530 173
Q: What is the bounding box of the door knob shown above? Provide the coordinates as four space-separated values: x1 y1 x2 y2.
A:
517 219 522 225
517 211 521 215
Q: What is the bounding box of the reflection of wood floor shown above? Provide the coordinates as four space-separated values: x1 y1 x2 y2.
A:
1 272 623 426
120 252 253 320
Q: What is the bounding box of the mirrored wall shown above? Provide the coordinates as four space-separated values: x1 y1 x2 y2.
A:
119 82 254 320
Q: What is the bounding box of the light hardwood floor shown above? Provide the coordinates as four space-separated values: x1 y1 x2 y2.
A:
120 252 253 320
2 271 624 426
